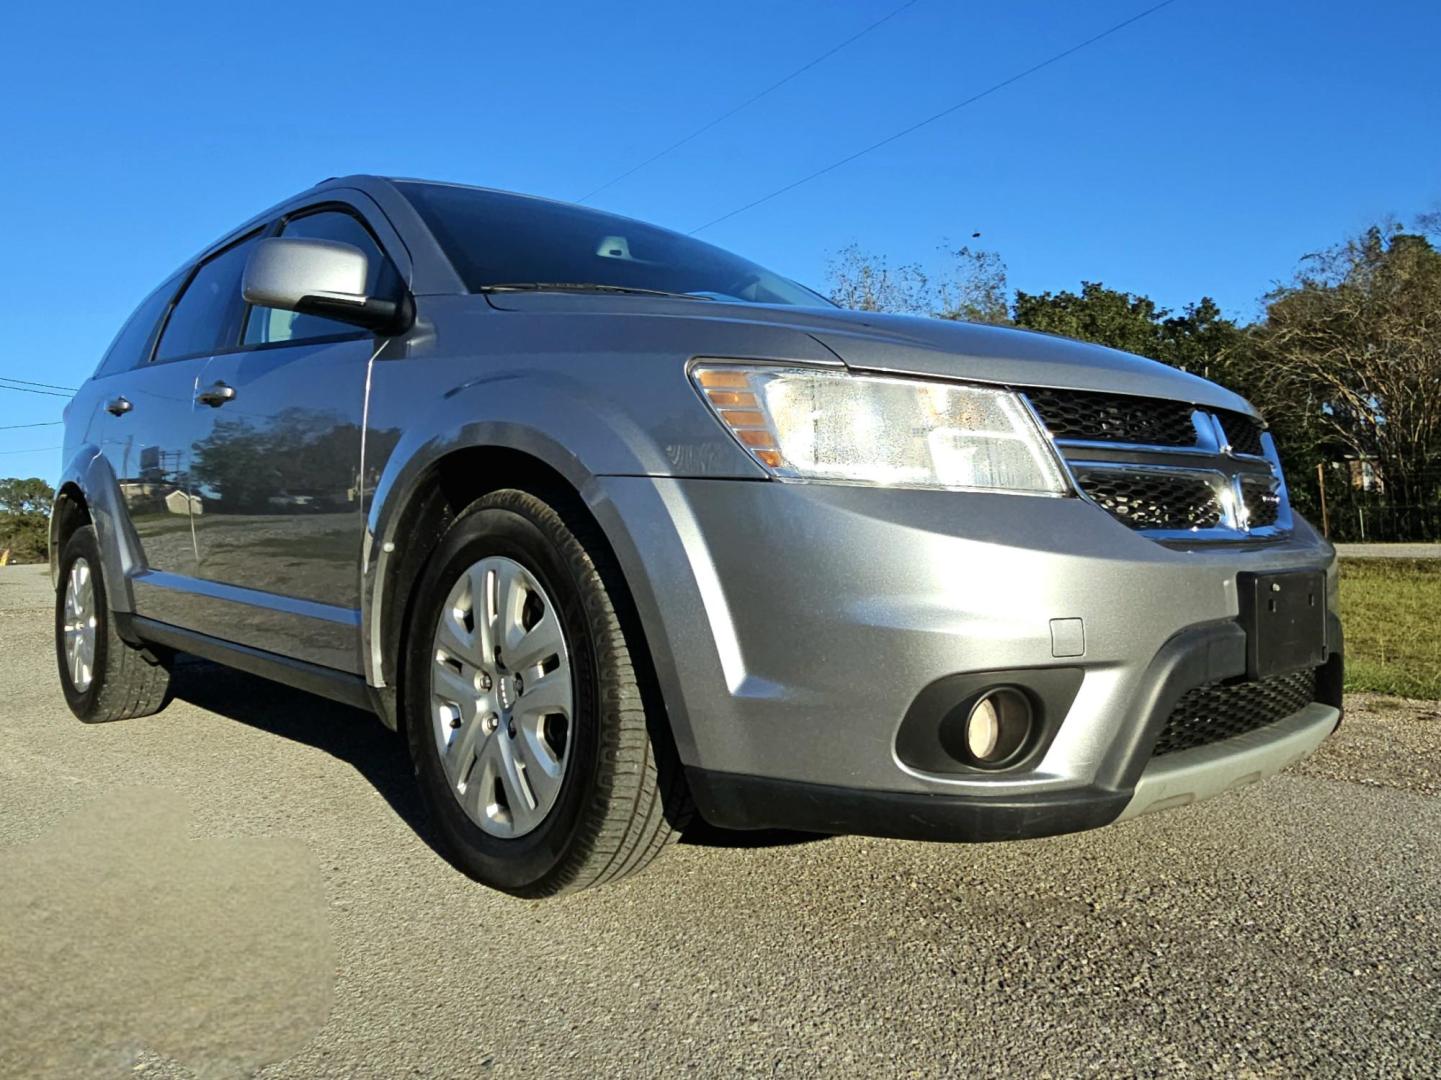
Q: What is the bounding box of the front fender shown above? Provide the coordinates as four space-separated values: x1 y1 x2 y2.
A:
51 446 142 613
360 369 727 691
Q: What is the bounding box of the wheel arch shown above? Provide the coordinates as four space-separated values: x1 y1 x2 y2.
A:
49 482 91 581
51 447 141 615
363 438 678 762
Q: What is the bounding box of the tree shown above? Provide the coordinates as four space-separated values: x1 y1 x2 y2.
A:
1252 224 1441 530
1013 281 1164 357
1011 282 1247 379
826 243 932 315
0 477 55 516
934 245 1009 324
0 477 56 562
1157 297 1249 382
827 242 1010 323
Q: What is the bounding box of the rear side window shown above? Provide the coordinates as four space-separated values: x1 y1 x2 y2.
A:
154 233 261 362
243 209 397 346
94 273 184 378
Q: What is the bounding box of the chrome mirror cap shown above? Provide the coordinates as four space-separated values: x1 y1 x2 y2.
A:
242 236 412 335
242 236 369 311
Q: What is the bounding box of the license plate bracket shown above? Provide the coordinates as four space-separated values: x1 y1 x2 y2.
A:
1237 570 1327 679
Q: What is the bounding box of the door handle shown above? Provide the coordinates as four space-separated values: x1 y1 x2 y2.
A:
105 396 133 417
196 381 237 407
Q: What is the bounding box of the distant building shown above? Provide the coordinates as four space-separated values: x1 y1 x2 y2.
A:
164 489 203 515
1335 455 1384 492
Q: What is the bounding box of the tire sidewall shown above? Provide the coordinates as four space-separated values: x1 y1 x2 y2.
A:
55 526 110 718
404 498 602 892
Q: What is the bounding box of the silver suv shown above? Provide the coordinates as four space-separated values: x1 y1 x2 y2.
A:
53 176 1343 895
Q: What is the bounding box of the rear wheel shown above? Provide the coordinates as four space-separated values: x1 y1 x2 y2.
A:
55 525 171 722
404 488 686 896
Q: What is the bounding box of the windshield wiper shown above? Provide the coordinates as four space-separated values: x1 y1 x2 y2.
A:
478 282 712 300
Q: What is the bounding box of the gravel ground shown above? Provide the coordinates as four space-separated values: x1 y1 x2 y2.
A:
1 564 1438 1078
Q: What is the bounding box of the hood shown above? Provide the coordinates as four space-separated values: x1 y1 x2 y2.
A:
481 292 1259 418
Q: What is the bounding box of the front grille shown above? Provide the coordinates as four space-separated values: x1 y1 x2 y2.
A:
1026 388 1197 446
1241 476 1282 528
1151 668 1318 757
1021 387 1290 540
1072 467 1223 531
1218 411 1265 456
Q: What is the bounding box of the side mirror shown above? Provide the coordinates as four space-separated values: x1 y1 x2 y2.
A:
242 237 413 335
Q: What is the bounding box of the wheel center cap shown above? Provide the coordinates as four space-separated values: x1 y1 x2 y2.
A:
496 676 513 710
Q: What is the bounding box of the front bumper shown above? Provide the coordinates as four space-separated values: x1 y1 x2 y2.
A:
589 476 1342 840
685 626 1342 841
1117 702 1338 822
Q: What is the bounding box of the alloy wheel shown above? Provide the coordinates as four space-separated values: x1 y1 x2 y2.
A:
429 556 574 838
62 558 97 693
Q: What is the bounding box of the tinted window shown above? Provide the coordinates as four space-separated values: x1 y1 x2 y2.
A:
94 273 184 378
243 209 397 346
397 181 828 308
154 234 260 361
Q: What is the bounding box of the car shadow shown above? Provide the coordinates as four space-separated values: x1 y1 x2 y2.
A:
165 656 442 853
677 821 825 849
168 655 825 858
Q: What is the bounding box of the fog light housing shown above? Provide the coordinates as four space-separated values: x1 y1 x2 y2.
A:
962 688 1033 767
899 668 1079 777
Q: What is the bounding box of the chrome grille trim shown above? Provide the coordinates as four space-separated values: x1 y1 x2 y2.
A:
1019 389 1293 542
1052 437 1223 459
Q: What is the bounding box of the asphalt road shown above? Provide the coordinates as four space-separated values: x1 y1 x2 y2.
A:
2 563 1439 1078
1333 543 1441 559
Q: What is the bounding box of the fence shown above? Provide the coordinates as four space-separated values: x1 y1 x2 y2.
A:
1289 464 1441 543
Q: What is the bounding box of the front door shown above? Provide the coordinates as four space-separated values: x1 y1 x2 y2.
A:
185 207 399 673
186 338 372 670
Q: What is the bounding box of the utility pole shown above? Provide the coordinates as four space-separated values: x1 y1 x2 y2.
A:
1315 462 1329 538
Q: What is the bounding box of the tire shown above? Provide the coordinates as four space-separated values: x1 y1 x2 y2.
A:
403 488 688 897
55 525 172 723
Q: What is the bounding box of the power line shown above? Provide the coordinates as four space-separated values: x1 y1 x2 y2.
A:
0 375 78 392
0 445 62 456
0 383 72 399
689 0 1183 234
575 0 923 204
0 421 63 431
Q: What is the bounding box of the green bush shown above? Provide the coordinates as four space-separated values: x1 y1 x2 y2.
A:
0 477 55 564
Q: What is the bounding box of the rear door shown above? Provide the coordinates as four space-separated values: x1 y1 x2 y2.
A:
90 233 262 601
185 206 402 672
84 270 197 579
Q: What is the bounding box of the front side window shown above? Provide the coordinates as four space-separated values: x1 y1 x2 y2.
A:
95 272 185 378
243 209 398 346
396 181 829 308
154 234 260 362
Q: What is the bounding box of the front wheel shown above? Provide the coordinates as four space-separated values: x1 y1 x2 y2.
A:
55 525 172 722
403 488 686 896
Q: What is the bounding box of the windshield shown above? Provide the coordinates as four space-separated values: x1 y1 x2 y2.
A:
396 181 831 308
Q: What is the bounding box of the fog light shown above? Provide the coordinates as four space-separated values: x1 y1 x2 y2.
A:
963 688 1033 767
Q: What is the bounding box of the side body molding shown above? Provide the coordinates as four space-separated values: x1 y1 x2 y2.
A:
51 446 145 614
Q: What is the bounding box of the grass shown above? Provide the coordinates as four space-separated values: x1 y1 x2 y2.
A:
1339 558 1441 700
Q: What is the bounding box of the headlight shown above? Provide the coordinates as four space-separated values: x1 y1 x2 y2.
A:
691 363 1068 495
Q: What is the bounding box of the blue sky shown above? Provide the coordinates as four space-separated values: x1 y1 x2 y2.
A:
2 0 1437 483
